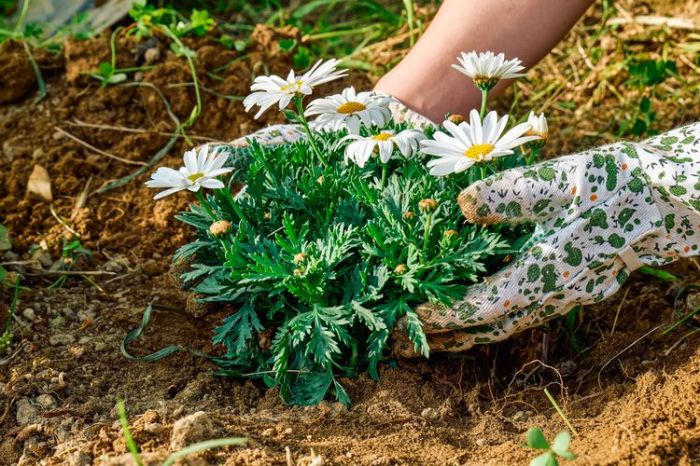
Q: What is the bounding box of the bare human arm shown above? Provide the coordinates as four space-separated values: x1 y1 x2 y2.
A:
374 0 595 122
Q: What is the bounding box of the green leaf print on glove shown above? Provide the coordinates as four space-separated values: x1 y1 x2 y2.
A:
394 122 700 357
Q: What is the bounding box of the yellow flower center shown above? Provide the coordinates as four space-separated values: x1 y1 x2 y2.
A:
336 101 367 114
187 172 205 183
280 80 304 92
372 133 393 142
465 144 495 160
473 77 499 91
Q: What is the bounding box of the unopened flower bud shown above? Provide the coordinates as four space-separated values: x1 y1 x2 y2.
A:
444 229 458 238
525 111 548 149
394 264 407 275
264 211 271 220
293 267 304 277
293 252 307 264
402 211 415 220
209 220 231 236
418 198 439 212
447 114 464 124
316 175 324 185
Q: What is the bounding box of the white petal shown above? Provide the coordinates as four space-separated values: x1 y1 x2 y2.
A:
153 186 186 200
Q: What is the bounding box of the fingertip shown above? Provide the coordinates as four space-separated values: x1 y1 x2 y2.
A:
458 183 500 225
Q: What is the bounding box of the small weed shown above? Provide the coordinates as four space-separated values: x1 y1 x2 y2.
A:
116 399 143 466
116 398 247 466
91 27 151 87
162 437 248 466
617 58 677 138
525 427 576 466
0 0 48 101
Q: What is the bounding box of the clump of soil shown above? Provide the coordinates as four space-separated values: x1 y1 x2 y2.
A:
1 3 699 465
0 41 37 103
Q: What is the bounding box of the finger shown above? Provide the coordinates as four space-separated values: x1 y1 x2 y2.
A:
396 257 632 358
411 184 659 335
458 147 631 226
428 259 632 354
456 157 575 225
399 237 558 335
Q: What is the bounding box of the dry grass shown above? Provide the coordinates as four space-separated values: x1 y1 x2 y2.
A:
362 0 700 155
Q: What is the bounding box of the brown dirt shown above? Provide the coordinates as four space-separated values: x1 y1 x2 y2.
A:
1 2 699 465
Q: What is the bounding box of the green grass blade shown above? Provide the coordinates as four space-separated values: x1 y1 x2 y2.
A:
116 399 142 466
162 437 248 466
543 388 578 437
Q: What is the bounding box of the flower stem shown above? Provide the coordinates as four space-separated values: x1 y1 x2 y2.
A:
222 188 249 225
295 98 326 166
197 190 216 220
479 89 489 120
421 216 432 256
380 164 388 190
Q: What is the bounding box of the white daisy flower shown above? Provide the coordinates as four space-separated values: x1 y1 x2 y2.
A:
421 109 539 176
452 51 526 90
243 59 347 119
305 87 391 134
526 111 548 140
343 129 424 168
145 145 232 200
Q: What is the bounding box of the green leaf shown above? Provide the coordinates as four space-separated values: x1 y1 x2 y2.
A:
526 427 549 449
553 450 576 461
530 452 556 466
108 73 128 84
551 431 570 453
97 61 113 78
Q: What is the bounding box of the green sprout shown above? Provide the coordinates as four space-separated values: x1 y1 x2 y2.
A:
525 427 576 466
116 399 142 466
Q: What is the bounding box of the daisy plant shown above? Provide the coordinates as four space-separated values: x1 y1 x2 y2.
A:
146 52 548 405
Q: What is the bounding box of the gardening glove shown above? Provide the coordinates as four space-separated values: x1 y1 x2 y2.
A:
394 122 700 357
230 91 434 148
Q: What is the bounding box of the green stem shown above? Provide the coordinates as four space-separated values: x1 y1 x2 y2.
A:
295 98 325 165
380 163 388 190
196 190 216 220
421 216 432 256
222 188 249 225
110 27 122 70
479 89 489 120
402 0 415 46
14 0 30 35
162 26 201 134
543 387 579 437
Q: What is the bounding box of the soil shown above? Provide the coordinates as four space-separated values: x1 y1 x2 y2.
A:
1 3 700 466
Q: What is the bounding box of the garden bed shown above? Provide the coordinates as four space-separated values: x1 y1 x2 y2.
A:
1 1 699 464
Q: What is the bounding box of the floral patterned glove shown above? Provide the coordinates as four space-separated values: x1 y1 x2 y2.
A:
395 122 700 357
230 91 434 147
